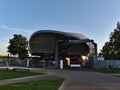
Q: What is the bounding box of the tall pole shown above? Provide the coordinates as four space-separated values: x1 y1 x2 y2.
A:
7 53 10 66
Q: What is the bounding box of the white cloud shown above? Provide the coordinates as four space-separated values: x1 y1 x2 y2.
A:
0 25 32 33
0 43 8 55
55 24 66 27
0 37 9 42
0 25 35 55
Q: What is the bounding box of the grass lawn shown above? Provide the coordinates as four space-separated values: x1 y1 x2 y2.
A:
0 70 43 80
0 79 63 90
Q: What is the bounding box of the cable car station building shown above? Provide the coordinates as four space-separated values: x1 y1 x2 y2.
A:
29 30 97 69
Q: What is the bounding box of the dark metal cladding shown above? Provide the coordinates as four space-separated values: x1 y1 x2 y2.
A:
29 30 94 56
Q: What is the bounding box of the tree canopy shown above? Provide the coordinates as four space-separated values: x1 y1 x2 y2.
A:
101 22 120 60
8 34 28 59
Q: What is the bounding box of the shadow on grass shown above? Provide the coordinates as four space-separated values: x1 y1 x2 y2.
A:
0 70 44 80
0 79 63 90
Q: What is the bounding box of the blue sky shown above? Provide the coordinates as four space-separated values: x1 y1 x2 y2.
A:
0 0 120 55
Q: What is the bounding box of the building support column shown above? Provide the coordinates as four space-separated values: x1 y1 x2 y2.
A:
92 42 98 69
93 43 97 61
54 38 59 69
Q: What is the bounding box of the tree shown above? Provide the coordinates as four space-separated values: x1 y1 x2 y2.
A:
8 34 28 59
101 22 120 60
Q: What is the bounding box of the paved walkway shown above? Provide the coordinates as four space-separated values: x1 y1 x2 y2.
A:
0 66 120 90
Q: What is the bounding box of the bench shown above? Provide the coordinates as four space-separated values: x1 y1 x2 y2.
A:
13 68 29 72
0 67 9 70
70 64 81 67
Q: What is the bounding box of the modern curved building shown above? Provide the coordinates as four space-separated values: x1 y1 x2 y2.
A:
29 30 97 68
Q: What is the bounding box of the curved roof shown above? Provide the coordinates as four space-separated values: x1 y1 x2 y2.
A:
30 30 89 40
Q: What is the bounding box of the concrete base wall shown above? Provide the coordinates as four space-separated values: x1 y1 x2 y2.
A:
94 60 120 69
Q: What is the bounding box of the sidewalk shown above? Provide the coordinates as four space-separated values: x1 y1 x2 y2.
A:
0 66 120 90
